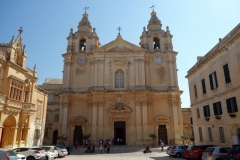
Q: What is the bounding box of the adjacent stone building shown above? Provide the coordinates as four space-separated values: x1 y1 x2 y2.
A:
182 108 193 141
0 28 48 148
186 23 240 146
40 10 183 146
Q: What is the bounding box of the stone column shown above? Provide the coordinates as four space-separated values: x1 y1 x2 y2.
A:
142 101 148 141
135 60 139 86
135 101 141 144
12 127 18 148
94 61 98 87
61 102 69 135
99 61 104 86
63 60 72 89
90 61 95 87
92 102 97 141
141 59 145 86
168 58 174 87
98 102 104 140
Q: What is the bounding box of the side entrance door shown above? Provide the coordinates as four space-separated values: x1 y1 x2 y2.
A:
73 126 83 146
158 125 168 144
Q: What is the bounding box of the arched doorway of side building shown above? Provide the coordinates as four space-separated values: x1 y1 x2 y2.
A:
114 121 126 145
0 115 17 148
52 130 58 145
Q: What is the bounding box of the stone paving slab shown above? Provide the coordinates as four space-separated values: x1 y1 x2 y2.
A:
70 145 167 154
61 149 185 160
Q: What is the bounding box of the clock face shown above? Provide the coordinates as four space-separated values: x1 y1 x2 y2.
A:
153 55 163 64
76 56 87 65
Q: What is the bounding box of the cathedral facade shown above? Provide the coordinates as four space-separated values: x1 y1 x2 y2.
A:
41 10 183 146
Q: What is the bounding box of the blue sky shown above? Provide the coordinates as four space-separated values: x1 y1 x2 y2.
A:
0 1 240 108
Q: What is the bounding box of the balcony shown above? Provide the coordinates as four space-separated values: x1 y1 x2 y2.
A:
21 103 36 115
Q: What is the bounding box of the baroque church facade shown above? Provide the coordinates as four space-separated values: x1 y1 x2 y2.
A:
41 10 183 146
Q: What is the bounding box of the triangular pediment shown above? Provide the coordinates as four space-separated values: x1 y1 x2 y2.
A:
154 115 170 122
94 36 145 53
71 116 87 123
107 103 132 113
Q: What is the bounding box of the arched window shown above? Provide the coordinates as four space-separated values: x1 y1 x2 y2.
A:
79 39 86 50
153 38 160 49
115 70 124 88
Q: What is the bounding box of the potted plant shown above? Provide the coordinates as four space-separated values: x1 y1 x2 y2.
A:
149 134 157 147
181 135 190 144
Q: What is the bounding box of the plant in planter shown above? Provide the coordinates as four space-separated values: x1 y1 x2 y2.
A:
149 134 157 147
181 135 190 144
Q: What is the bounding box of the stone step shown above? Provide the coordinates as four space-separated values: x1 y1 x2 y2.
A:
69 145 167 154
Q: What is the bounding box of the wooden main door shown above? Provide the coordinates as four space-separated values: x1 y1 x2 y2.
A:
158 125 168 144
114 121 126 145
73 126 83 146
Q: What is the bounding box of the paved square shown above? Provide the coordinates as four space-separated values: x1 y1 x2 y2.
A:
63 152 185 160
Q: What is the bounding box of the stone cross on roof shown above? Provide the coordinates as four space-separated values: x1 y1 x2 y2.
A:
117 26 122 35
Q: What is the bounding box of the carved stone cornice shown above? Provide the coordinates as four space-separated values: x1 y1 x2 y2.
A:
61 102 70 108
87 100 104 105
186 23 240 78
135 99 152 105
169 100 179 106
64 61 72 66
3 106 21 116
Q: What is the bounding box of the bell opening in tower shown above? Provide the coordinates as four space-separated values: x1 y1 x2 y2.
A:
153 38 160 49
80 39 86 50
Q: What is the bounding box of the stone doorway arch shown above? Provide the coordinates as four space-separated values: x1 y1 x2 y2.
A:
0 115 17 148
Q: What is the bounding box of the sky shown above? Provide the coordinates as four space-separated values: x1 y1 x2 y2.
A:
0 0 240 108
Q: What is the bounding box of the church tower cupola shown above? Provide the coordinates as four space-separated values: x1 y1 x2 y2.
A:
147 11 162 30
66 10 100 54
77 12 92 32
140 11 173 53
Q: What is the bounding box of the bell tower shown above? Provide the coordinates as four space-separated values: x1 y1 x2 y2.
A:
66 11 100 54
140 11 173 53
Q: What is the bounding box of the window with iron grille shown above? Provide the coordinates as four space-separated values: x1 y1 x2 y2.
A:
203 105 211 117
213 101 222 115
223 63 231 84
115 69 124 88
194 84 198 98
226 97 238 113
209 71 218 90
197 108 200 119
219 127 225 143
198 127 203 142
201 79 206 94
208 127 213 142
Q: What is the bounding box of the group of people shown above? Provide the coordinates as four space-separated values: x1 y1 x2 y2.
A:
116 137 123 145
99 139 111 153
